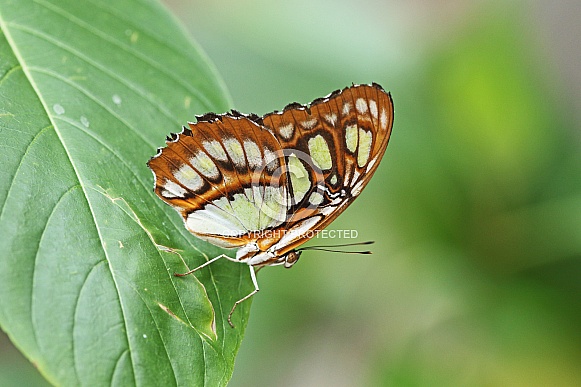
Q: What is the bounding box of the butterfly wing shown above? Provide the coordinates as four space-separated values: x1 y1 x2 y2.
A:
147 112 290 249
148 83 393 262
258 83 394 256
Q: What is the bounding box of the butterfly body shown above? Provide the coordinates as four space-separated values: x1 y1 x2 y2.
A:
148 83 393 325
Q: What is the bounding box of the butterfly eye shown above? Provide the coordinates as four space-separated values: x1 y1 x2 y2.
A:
283 251 301 268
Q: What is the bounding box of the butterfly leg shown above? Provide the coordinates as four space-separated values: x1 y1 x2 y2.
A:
228 265 259 328
174 254 237 277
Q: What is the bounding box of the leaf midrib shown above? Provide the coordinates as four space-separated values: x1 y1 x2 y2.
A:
0 3 236 383
0 10 140 385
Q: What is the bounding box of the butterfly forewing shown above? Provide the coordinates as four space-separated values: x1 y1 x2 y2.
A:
148 83 393 261
258 84 393 254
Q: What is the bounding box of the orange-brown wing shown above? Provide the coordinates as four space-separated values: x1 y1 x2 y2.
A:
258 83 394 256
148 83 393 258
147 112 289 248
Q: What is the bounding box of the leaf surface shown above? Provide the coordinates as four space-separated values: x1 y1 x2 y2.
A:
0 0 252 385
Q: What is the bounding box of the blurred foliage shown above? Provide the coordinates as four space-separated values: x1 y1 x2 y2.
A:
2 1 580 386
388 11 581 385
201 3 580 386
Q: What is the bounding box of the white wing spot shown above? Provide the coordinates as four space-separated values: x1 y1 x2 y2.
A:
369 100 378 119
174 165 203 191
254 185 289 226
288 153 311 203
321 205 337 216
301 118 317 129
366 156 379 173
357 128 373 167
162 179 187 198
308 134 333 170
223 138 246 167
244 140 262 169
345 125 358 153
263 148 279 172
309 191 324 206
342 102 351 116
380 109 388 130
324 113 337 126
279 123 294 140
351 179 365 197
230 190 263 230
203 140 228 161
191 151 219 179
186 204 246 238
330 174 338 185
356 98 368 114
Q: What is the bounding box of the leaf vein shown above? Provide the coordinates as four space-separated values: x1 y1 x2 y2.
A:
117 275 180 387
53 115 229 344
28 0 215 109
0 124 53 222
88 183 213 338
112 349 130 385
71 258 108 382
0 63 21 87
31 184 84 384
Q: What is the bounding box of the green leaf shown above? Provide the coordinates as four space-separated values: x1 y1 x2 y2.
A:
0 0 253 385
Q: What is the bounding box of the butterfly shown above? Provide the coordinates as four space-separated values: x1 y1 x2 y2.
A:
147 83 394 327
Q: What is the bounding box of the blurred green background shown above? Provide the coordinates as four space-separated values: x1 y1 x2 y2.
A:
2 0 580 386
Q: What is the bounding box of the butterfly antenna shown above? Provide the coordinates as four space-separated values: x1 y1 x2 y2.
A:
297 241 375 255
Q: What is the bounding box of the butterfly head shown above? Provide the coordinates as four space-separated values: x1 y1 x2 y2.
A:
282 250 302 268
